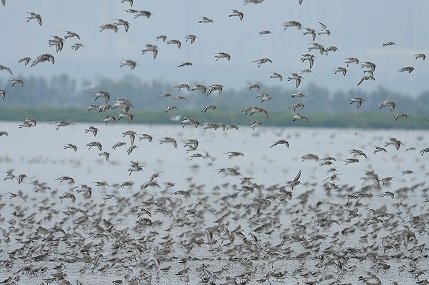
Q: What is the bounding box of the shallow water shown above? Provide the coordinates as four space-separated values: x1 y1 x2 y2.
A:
0 122 428 284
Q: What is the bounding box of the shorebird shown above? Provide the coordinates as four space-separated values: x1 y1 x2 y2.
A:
357 75 375 86
85 126 99 136
224 151 244 159
258 30 271 35
0 90 5 100
256 93 273 102
134 10 152 18
301 54 315 69
64 144 77 152
10 79 24 87
243 106 270 118
270 140 289 148
286 170 302 190
64 31 80 40
120 60 137 69
99 23 118 33
334 67 347 76
308 42 325 54
185 34 197 44
199 17 213 23
26 12 42 25
128 161 143 175
229 9 244 21
31 53 55 66
287 73 303 88
177 62 192 67
0 64 13 76
71 43 84 51
48 35 64 52
166 39 181 49
350 97 365 108
116 19 130 32
251 57 272 67
270 72 283 81
201 104 216 113
156 35 167 42
159 137 177 148
382 41 395 47
345 57 359 66
398 66 414 73
303 28 316 41
94 91 110 103
289 102 305 112
141 44 158 59
394 113 407 121
379 100 396 112
291 92 306 98
18 57 32 66
283 21 301 30
175 83 190 92
215 52 231 61
414 53 426 60
318 22 330 35
139 133 153 142
250 121 261 129
292 112 309 124
86 141 102 151
122 130 137 145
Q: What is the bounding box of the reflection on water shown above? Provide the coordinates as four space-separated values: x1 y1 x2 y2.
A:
0 122 428 284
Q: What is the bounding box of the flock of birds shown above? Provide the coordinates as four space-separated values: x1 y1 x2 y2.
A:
1 0 429 285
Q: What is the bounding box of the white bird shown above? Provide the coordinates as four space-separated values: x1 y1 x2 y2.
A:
26 12 42 25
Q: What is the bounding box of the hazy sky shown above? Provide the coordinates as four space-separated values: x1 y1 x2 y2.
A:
1 0 428 96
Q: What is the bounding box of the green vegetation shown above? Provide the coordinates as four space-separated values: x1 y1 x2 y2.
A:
1 74 428 129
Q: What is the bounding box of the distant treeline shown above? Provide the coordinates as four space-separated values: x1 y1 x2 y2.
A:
0 74 428 129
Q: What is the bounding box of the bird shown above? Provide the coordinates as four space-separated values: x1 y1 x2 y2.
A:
64 31 80 40
350 97 365 108
10 79 24 87
115 19 130 32
71 43 84 51
270 140 289 148
185 34 197 44
26 12 42 25
215 52 231 61
251 57 272 67
379 100 396 112
159 137 177 148
394 113 408 121
166 39 181 49
156 35 168 42
270 72 283 81
382 41 395 47
31 54 55 66
120 60 137 69
414 53 426 60
199 17 213 23
287 73 303 88
334 67 347 76
177 62 192 67
0 64 13 76
283 21 301 30
303 28 316 41
0 90 5 100
345 57 359 66
292 112 309 124
286 170 302 190
357 75 375 86
229 9 244 21
224 151 244 159
18 57 32 66
100 23 118 33
258 30 271 36
141 44 158 59
64 144 77 152
318 22 330 35
398 66 414 73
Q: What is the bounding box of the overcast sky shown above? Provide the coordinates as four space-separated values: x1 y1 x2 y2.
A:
0 0 428 96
